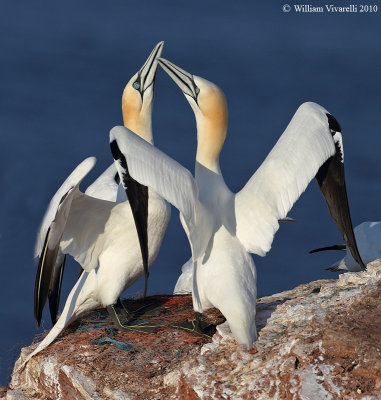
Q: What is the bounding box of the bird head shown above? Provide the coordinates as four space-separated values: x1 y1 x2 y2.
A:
158 57 228 169
122 41 164 144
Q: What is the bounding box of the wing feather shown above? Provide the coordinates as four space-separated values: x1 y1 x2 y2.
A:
110 127 208 311
235 102 336 256
48 253 66 325
110 126 198 223
85 163 120 201
34 157 96 326
35 157 96 257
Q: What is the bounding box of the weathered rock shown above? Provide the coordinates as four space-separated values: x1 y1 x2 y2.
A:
5 295 223 400
175 260 381 399
3 261 381 399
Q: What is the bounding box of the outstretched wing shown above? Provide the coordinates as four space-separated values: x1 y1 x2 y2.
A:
235 102 365 270
34 157 96 327
110 126 198 226
110 127 210 310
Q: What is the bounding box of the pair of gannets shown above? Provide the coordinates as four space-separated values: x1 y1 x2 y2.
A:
28 44 365 365
110 57 365 348
23 42 170 366
311 221 381 271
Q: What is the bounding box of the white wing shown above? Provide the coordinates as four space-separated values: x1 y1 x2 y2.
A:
35 157 97 258
235 102 336 256
34 157 96 326
110 126 198 224
110 126 211 311
85 163 119 201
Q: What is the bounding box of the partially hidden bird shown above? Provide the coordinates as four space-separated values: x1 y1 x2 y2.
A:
310 221 381 271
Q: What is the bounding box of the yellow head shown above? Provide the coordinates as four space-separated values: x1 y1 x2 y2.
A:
158 58 228 169
122 41 164 144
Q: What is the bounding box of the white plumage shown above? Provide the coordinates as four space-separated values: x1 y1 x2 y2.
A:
315 221 381 271
23 42 170 367
111 57 364 349
28 161 169 364
84 163 122 202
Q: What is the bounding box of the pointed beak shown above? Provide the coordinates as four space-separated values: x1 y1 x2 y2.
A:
278 217 296 223
138 41 164 92
158 57 199 102
111 42 164 296
315 113 367 271
309 244 346 254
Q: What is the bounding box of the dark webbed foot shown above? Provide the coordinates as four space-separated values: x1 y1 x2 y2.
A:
171 312 214 337
115 298 135 322
106 301 158 333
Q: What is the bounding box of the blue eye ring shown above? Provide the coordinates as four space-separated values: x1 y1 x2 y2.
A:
133 81 140 90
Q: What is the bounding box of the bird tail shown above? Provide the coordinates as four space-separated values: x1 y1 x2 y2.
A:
19 271 90 369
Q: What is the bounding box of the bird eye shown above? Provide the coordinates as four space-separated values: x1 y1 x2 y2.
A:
132 81 140 90
195 86 200 95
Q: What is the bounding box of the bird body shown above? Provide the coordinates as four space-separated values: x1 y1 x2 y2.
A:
23 42 170 367
110 57 365 349
194 222 257 345
25 157 170 365
60 189 169 299
181 163 258 344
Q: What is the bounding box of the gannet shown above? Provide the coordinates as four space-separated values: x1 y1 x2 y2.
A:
44 164 124 326
109 58 365 349
23 42 170 367
310 221 381 271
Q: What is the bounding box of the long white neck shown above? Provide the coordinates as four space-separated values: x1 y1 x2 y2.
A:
124 111 154 145
122 90 154 145
194 116 225 175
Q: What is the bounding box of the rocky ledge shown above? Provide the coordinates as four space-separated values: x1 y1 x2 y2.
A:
2 260 381 399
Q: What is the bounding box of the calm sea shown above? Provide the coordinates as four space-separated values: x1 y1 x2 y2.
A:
1 1 380 385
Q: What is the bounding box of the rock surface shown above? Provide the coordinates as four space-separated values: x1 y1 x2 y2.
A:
2 260 381 399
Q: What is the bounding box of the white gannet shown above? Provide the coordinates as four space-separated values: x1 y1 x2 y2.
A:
109 58 365 349
44 165 124 326
310 221 381 271
24 42 170 367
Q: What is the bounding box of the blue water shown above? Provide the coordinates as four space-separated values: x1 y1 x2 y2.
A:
1 1 380 386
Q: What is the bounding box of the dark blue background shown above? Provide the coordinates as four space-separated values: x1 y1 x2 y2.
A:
1 1 380 385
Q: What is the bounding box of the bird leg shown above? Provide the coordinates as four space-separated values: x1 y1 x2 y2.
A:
106 302 158 333
171 311 213 337
194 312 203 333
115 298 135 322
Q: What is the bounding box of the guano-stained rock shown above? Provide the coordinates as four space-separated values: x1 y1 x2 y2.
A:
3 260 381 399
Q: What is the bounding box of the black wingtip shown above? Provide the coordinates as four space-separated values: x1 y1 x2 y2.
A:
326 113 342 133
110 139 122 161
34 228 52 328
110 138 150 296
315 119 366 271
48 255 66 325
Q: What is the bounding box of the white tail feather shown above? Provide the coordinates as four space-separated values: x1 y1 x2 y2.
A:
20 271 94 369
